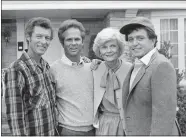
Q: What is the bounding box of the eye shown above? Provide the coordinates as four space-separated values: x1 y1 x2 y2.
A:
110 44 117 47
36 35 42 39
45 36 51 41
137 36 145 41
128 38 133 42
66 38 72 42
100 45 107 49
75 38 81 41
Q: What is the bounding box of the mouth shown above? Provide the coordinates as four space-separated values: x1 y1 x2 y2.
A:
38 46 47 50
132 48 141 51
70 48 78 52
105 54 115 57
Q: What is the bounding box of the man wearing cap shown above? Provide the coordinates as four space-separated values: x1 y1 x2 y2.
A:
120 17 181 135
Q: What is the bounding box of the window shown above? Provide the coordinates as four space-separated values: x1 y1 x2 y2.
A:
160 19 178 68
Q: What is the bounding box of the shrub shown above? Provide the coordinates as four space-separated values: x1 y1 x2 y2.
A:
158 41 186 135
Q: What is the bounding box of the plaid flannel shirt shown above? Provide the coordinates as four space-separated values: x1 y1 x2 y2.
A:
4 51 56 136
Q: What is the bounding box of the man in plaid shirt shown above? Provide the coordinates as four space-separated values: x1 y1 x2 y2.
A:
4 17 57 136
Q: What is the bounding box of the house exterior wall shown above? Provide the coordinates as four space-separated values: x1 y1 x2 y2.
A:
14 18 104 65
105 9 186 71
2 9 186 70
2 21 17 69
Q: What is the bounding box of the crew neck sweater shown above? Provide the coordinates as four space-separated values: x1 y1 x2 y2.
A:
50 59 94 132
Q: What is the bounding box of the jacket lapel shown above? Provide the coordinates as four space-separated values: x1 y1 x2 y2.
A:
122 65 134 109
93 62 106 117
129 65 146 93
128 51 158 94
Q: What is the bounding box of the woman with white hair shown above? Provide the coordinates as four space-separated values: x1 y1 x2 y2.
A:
92 27 133 135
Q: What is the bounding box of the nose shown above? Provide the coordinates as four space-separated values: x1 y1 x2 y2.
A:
131 38 138 47
72 39 76 45
40 36 47 43
106 47 112 52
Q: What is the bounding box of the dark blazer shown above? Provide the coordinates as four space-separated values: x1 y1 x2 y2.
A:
122 51 181 135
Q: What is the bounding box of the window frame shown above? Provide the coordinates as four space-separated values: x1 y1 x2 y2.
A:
151 10 186 70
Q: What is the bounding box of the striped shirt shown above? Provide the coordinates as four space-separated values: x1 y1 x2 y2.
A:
4 51 56 136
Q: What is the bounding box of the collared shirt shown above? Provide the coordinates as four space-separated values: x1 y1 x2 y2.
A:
129 48 157 90
140 48 157 65
4 51 56 136
61 54 84 66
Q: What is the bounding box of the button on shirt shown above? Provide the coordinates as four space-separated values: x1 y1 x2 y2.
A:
130 48 157 90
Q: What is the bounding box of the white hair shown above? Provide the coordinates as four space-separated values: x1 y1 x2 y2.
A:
93 27 126 59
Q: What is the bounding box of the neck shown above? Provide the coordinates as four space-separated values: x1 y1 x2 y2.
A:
27 49 41 64
65 54 80 63
105 59 119 68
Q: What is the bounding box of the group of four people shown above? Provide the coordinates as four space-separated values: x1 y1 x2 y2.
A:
4 16 180 136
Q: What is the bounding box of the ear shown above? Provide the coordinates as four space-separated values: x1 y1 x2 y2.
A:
26 35 31 42
81 44 84 49
80 44 84 55
151 38 156 46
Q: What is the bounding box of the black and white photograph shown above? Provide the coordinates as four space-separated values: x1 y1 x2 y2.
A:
1 1 186 136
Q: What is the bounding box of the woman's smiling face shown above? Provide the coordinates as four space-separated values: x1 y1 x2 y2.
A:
99 40 120 62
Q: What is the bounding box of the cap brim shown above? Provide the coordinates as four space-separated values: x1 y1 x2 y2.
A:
120 23 145 35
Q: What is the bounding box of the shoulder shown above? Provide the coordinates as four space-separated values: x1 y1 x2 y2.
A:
83 62 91 69
151 54 176 79
92 61 106 75
7 59 27 72
50 59 64 70
50 59 63 75
121 60 133 67
120 60 133 70
51 59 62 67
5 60 26 80
154 53 175 70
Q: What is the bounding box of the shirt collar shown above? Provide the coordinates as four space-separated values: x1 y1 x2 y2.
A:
20 51 50 72
61 54 84 66
140 48 157 66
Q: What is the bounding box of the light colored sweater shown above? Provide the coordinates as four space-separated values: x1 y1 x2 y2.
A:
50 57 94 132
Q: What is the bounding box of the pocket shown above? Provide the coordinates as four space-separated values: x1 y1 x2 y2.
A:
29 89 49 109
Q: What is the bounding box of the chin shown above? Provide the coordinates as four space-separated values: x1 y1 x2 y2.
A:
133 53 143 58
38 51 45 56
105 59 116 62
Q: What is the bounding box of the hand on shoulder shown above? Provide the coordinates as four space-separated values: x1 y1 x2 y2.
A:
90 59 102 70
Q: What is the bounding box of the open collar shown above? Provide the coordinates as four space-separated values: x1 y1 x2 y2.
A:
61 54 84 66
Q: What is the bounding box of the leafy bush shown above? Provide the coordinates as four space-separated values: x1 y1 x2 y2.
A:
158 41 186 135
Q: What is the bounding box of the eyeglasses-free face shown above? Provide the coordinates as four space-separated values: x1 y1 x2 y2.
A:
63 27 83 58
27 26 52 56
128 28 155 59
99 40 120 62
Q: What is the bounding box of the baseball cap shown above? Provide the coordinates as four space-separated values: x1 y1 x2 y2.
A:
120 17 155 35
